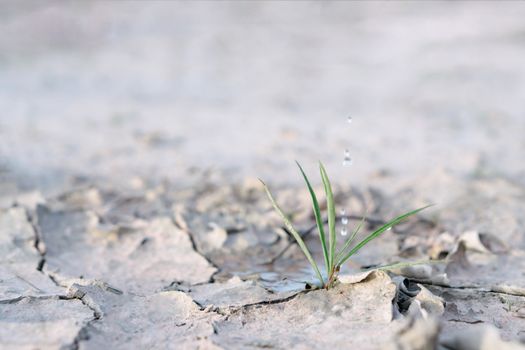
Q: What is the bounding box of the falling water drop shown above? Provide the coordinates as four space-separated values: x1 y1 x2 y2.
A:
342 149 353 166
347 116 353 124
340 209 349 225
340 209 348 236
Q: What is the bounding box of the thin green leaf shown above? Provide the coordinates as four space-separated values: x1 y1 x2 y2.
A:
296 161 330 275
362 259 446 272
335 210 368 266
338 205 432 266
259 179 325 286
319 162 336 272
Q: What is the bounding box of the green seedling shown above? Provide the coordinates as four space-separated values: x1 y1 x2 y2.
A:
260 161 431 289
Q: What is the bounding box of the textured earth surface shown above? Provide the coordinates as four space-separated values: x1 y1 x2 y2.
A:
2 2 525 349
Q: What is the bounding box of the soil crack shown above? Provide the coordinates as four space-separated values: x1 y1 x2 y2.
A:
170 217 221 283
416 280 525 298
24 207 46 272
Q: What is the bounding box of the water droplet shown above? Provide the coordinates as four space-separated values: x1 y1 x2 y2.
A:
341 216 348 225
342 149 353 166
340 209 349 236
387 227 392 231
347 116 353 124
340 209 349 225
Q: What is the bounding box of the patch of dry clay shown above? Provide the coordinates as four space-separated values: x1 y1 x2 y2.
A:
0 296 94 349
66 283 221 350
37 205 216 293
0 207 64 301
212 271 397 349
428 286 525 343
185 276 297 310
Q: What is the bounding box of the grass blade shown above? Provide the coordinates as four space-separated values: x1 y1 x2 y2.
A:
365 259 446 272
259 179 325 286
335 211 367 266
296 161 330 275
319 162 336 272
338 205 432 266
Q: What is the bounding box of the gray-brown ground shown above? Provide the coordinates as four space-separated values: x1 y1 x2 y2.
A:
1 2 525 349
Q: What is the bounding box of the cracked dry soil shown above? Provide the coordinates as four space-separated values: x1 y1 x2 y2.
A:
2 176 525 350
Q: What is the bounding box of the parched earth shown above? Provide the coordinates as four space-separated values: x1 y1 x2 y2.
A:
2 174 525 349
2 1 525 349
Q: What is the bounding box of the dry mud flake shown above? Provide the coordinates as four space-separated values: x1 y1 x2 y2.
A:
67 283 220 350
437 178 525 247
427 285 525 344
0 207 63 301
186 276 296 310
384 177 525 258
212 271 397 349
0 296 94 350
445 239 525 293
389 276 445 320
174 185 284 253
385 317 440 350
37 205 216 293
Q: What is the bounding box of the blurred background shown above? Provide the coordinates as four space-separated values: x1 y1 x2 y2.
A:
1 1 525 198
